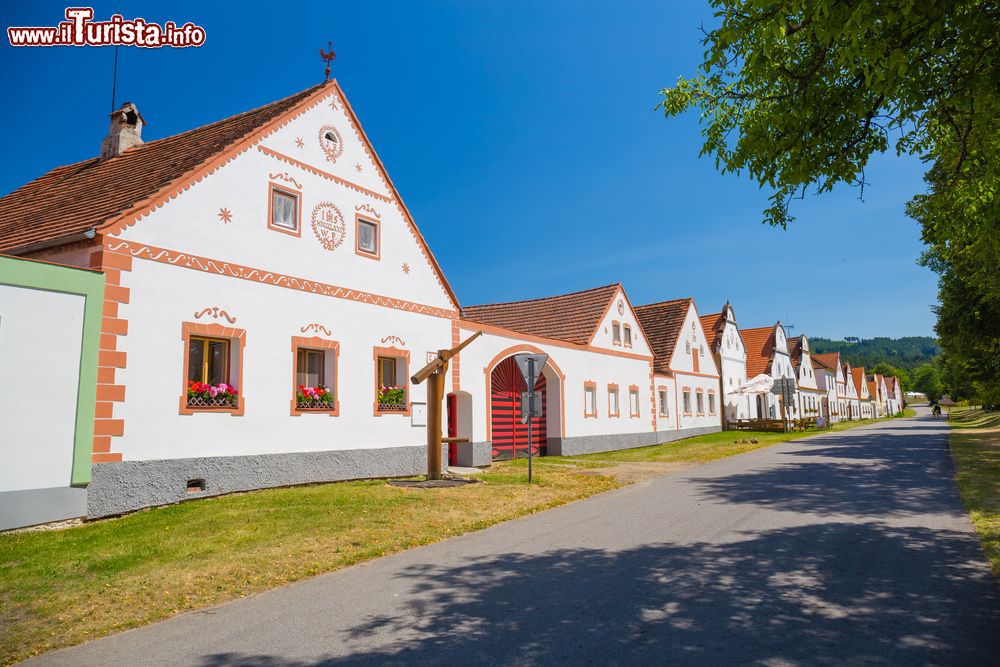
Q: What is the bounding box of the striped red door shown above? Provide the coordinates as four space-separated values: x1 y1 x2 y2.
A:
490 357 547 461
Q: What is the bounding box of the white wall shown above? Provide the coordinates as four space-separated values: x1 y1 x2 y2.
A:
108 86 456 315
591 288 653 357
456 326 656 443
666 303 722 430
0 285 85 491
114 258 452 461
716 316 754 421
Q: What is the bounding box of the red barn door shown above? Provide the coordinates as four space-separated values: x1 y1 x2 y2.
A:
490 357 547 460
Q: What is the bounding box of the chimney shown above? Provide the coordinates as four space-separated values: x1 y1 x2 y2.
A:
100 102 145 159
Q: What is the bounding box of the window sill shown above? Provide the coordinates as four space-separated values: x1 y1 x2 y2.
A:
375 403 410 416
179 395 244 416
291 399 340 416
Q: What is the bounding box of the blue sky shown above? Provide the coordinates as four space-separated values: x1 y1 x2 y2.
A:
0 1 938 338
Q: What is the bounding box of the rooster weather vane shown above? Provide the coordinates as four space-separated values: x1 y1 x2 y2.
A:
320 42 336 81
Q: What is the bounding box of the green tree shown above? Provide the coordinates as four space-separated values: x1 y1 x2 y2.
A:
661 0 999 403
912 363 943 403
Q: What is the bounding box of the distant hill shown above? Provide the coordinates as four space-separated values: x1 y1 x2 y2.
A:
810 336 940 373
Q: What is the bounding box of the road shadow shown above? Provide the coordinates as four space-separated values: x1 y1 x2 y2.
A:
691 426 965 518
195 522 1000 666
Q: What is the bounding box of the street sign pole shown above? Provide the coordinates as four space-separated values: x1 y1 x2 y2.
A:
513 352 548 484
527 357 535 484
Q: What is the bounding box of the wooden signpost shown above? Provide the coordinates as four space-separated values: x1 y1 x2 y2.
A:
410 331 482 480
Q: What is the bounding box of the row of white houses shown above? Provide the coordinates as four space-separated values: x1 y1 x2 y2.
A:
0 80 904 526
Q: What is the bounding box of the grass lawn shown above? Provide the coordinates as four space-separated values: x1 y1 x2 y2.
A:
0 412 896 663
947 407 1000 580
0 463 616 664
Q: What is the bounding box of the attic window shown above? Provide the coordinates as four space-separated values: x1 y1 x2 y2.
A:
319 125 344 162
268 183 301 235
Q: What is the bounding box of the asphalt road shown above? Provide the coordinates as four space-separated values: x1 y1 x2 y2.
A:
27 408 1000 666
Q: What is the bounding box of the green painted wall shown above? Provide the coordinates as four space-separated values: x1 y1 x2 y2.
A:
0 255 105 485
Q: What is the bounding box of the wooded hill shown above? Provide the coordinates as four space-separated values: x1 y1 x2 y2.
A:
810 337 940 374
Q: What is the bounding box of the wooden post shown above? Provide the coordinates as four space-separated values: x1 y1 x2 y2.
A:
426 358 447 480
779 392 788 433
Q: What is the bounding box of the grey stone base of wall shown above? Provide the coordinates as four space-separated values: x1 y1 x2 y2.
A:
0 486 87 531
453 441 492 468
87 444 449 519
546 425 722 457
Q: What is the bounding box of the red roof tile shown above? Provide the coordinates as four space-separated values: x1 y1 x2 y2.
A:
462 284 620 345
740 326 777 377
851 367 868 397
0 84 327 253
635 298 692 374
699 312 725 352
812 352 840 371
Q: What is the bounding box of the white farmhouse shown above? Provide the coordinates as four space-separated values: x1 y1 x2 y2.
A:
850 366 875 419
740 323 798 421
700 303 757 426
789 335 826 421
635 298 724 437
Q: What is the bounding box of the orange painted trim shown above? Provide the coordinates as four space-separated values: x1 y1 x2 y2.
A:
105 239 458 320
623 324 633 349
93 435 112 453
583 380 598 419
101 251 133 271
482 344 567 442
670 369 721 380
267 181 303 237
96 384 125 402
586 286 622 345
179 321 247 416
354 214 380 260
450 320 461 393
458 319 653 362
102 316 128 336
290 336 340 416
607 383 621 417
97 81 339 237
259 145 391 203
94 419 124 436
331 80 462 312
656 384 670 417
611 320 622 346
105 284 130 304
604 287 654 354
99 349 126 368
707 389 717 416
681 386 693 416
628 384 640 418
92 239 130 463
373 346 411 416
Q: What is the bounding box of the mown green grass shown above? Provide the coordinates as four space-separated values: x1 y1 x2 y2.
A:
947 407 1000 580
0 462 618 665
